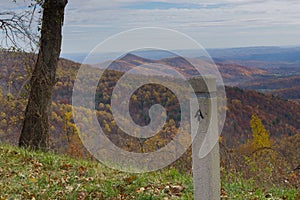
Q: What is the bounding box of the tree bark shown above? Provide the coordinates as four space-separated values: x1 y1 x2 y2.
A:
19 0 68 150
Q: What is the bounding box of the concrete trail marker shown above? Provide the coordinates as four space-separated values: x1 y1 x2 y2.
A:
189 76 220 200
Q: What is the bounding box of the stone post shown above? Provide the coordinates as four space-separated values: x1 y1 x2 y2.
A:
189 76 220 200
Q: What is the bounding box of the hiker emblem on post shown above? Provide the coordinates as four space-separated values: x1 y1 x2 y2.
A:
195 108 204 122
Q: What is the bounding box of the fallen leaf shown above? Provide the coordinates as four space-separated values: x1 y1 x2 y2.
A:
124 175 136 184
77 191 87 200
66 185 74 192
170 185 184 194
28 177 37 183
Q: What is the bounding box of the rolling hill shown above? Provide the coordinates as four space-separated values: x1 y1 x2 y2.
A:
0 50 299 192
0 50 299 150
239 75 300 101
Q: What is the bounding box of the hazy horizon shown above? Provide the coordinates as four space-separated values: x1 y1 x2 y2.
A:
61 45 300 64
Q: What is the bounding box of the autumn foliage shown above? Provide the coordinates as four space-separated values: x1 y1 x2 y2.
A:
0 51 299 189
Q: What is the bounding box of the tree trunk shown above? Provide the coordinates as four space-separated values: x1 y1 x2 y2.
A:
19 0 68 150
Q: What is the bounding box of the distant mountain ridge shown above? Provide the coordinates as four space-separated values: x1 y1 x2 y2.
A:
207 46 300 63
72 50 299 101
93 53 268 85
62 46 300 64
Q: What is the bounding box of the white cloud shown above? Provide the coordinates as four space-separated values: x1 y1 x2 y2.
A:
65 0 300 28
61 0 300 52
2 0 300 52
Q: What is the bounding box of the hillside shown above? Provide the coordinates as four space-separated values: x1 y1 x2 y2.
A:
1 144 299 199
0 50 300 196
207 46 300 101
0 144 192 199
217 62 266 85
0 51 299 150
95 53 268 85
224 87 300 146
239 75 300 101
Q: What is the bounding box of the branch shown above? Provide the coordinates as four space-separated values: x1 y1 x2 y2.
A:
293 164 300 171
251 146 275 155
0 8 40 49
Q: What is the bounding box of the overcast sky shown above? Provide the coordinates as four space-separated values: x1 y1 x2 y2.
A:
2 0 300 53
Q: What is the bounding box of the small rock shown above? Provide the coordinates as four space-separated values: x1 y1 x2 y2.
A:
66 185 74 192
265 193 272 199
171 185 184 194
164 185 170 193
137 187 145 193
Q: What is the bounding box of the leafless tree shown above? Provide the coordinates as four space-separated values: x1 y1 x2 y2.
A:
0 3 40 49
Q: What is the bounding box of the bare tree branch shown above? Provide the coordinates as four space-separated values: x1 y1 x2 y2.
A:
0 5 40 50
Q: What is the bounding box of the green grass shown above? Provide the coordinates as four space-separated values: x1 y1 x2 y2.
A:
0 144 299 199
222 177 299 200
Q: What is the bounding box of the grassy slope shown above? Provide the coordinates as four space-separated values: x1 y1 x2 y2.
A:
0 144 299 200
